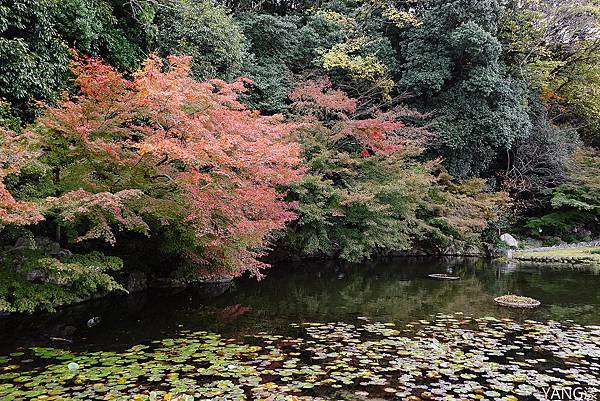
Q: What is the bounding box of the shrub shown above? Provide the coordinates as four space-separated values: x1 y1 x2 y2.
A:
1 54 303 290
525 148 600 239
0 250 123 313
285 78 507 260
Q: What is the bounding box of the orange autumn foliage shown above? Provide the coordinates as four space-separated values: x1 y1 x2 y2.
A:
290 78 428 156
2 55 304 277
0 129 43 226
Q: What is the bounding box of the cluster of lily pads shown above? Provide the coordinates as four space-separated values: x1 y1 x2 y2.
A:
1 313 599 401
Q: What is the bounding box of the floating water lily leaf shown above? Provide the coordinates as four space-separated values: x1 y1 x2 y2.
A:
0 314 599 400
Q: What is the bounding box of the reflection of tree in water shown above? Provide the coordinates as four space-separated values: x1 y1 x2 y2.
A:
220 259 508 324
213 304 253 322
546 304 598 323
219 258 600 328
2 258 599 352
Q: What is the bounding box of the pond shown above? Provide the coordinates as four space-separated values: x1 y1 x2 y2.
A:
1 258 599 400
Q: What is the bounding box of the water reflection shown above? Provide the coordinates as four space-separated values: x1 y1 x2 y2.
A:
0 257 599 352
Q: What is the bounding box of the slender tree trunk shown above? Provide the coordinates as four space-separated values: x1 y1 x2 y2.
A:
54 167 61 243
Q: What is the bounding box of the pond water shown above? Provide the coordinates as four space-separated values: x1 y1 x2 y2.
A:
1 258 599 400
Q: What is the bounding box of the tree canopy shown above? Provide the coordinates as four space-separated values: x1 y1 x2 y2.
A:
0 0 598 312
399 0 533 177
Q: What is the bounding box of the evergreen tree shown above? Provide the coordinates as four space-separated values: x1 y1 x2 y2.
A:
400 0 532 177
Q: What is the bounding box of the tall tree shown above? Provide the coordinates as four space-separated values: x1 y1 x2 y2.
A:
399 0 532 177
1 55 303 282
0 0 70 116
500 0 600 147
238 0 406 114
0 0 153 119
285 78 506 260
155 0 250 80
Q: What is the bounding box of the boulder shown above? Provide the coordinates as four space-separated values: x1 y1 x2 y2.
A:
500 233 519 248
487 247 513 259
14 237 36 250
57 249 72 257
45 241 61 255
25 270 47 282
14 236 73 256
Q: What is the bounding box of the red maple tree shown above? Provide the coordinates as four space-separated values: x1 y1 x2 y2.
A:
2 55 304 278
290 78 429 155
0 129 43 227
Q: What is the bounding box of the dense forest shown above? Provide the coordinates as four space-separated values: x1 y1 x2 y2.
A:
0 0 598 313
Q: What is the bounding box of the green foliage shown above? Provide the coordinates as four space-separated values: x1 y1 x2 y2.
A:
0 0 70 115
296 13 346 67
0 0 151 119
297 0 402 106
285 81 507 261
525 211 589 240
525 148 600 239
500 0 600 147
550 149 600 212
399 0 533 177
312 5 399 98
288 153 506 260
238 5 401 113
155 0 249 80
242 62 294 114
54 0 150 71
287 142 434 261
237 13 302 113
239 13 302 66
0 250 123 313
